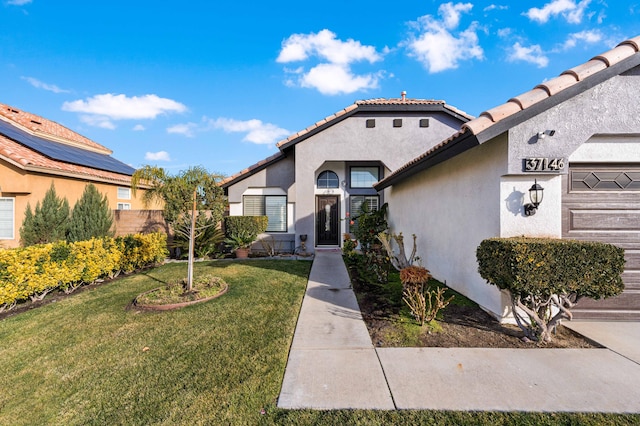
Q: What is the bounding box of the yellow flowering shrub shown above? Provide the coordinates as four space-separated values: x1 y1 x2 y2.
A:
0 232 168 310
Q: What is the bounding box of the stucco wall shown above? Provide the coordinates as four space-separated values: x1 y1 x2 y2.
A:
386 136 509 317
507 69 640 174
295 114 463 249
0 160 158 247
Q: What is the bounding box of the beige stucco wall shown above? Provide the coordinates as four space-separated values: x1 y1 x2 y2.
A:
295 114 463 249
386 135 509 317
0 160 160 248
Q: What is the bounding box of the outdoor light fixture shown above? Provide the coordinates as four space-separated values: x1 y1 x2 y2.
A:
537 129 556 140
524 179 544 216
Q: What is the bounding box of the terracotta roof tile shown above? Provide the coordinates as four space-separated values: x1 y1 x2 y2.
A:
0 102 110 153
508 88 549 110
480 102 522 123
0 134 132 184
593 42 639 67
562 59 608 81
535 73 579 96
461 116 494 135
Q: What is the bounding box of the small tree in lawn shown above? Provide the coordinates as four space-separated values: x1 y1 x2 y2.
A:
67 184 115 242
131 165 226 291
20 183 70 246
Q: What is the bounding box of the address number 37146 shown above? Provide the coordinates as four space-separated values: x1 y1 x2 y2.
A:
523 157 565 172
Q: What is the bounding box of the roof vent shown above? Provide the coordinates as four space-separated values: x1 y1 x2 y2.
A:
401 91 407 102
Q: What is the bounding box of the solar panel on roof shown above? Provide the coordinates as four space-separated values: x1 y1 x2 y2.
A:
0 119 135 176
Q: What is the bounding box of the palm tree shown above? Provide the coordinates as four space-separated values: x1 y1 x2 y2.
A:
131 165 226 291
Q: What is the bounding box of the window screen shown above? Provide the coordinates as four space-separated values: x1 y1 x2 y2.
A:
243 195 287 232
0 198 14 239
349 195 379 232
117 187 131 200
350 167 380 188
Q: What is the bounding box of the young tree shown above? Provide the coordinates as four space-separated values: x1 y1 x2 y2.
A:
20 183 70 246
131 165 226 291
67 184 115 242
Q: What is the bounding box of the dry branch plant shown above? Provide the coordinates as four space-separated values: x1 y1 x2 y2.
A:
377 231 418 271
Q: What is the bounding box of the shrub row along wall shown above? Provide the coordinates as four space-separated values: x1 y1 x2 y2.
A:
0 232 168 311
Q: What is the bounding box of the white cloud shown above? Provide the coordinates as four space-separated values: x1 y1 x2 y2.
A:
21 76 69 94
439 2 473 29
167 122 198 137
62 93 186 128
295 64 382 95
406 3 483 73
277 29 384 95
145 151 171 162
484 4 508 12
7 0 32 5
132 124 145 131
78 115 115 130
208 118 290 145
277 29 381 65
524 0 591 24
508 42 549 68
562 30 603 50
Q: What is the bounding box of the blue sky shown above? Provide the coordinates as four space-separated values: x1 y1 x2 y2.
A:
1 0 638 177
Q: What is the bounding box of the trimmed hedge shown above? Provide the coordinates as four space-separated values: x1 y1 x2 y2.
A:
223 216 268 238
477 237 625 342
477 237 625 300
0 232 168 311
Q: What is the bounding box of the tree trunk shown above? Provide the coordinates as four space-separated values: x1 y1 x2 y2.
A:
186 189 197 292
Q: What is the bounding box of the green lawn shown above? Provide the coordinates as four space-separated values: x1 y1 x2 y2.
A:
0 259 638 425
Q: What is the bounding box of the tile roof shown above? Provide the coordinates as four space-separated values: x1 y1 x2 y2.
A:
0 103 111 154
223 95 471 187
376 36 640 190
0 103 133 184
0 133 132 184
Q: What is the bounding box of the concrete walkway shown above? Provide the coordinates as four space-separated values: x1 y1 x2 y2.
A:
278 250 640 412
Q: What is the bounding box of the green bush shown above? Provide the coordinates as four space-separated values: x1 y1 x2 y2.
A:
171 213 224 259
353 203 388 252
477 237 625 342
223 216 268 240
67 184 114 242
20 183 70 246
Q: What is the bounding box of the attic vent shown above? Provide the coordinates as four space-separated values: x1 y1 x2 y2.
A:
393 119 402 128
9 108 19 114
366 119 376 128
419 119 430 128
31 120 42 125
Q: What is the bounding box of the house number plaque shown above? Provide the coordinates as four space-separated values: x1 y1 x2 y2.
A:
523 157 565 172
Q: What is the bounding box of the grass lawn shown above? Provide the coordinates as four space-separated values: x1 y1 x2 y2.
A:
1 259 638 425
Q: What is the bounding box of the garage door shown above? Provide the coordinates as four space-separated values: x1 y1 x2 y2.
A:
562 164 640 320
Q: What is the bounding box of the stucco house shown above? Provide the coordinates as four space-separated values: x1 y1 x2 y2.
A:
0 103 162 248
376 36 640 321
221 96 472 253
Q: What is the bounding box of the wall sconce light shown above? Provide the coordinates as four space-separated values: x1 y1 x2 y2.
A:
524 179 544 216
537 129 556 140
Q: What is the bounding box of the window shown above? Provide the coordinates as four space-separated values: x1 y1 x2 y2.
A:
0 198 14 239
317 170 339 188
243 195 287 232
117 203 131 210
350 195 379 232
350 166 380 188
117 187 131 200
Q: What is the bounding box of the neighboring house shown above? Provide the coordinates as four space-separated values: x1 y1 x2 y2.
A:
221 96 472 253
0 103 163 248
376 36 640 321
